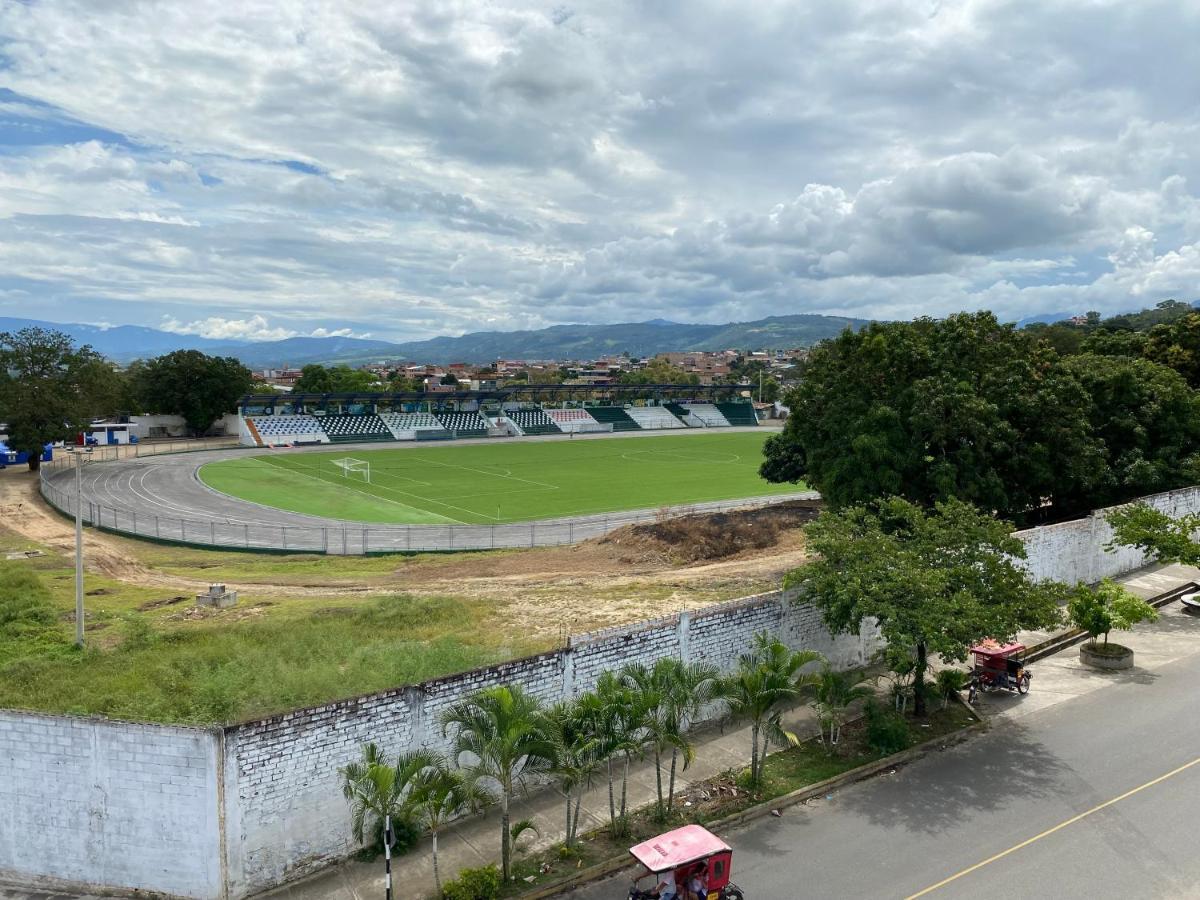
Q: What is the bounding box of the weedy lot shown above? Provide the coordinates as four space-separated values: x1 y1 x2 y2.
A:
198 432 800 523
0 485 814 725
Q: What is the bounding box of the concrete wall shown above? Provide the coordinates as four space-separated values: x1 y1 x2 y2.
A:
222 590 874 895
1017 486 1200 585
0 711 223 899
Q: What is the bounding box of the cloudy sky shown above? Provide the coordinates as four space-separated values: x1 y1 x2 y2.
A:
0 0 1198 342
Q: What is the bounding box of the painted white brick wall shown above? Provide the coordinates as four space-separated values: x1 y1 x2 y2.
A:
1017 486 1200 584
223 592 873 895
0 711 222 899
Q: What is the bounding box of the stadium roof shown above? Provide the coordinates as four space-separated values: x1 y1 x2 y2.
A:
239 383 746 405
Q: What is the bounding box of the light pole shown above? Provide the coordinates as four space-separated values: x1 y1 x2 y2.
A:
71 446 91 647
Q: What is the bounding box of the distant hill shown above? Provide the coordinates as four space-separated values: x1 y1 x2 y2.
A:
0 313 870 366
0 317 243 357
386 314 870 364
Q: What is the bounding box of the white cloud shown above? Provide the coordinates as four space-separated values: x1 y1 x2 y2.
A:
159 315 297 342
0 0 1196 337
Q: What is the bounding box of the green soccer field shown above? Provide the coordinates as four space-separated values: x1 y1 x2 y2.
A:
198 432 803 524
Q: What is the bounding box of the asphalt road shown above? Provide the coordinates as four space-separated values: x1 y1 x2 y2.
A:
563 648 1200 900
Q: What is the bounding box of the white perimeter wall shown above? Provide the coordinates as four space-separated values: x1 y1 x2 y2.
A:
222 590 876 896
1017 486 1200 584
0 711 223 899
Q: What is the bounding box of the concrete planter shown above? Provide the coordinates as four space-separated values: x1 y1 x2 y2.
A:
1181 593 1200 616
1079 641 1134 670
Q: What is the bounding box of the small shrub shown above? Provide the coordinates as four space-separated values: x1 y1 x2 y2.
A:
864 701 910 755
935 669 970 708
0 564 56 632
441 864 502 900
119 614 158 651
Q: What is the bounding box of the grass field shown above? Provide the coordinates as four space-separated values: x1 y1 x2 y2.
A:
199 432 802 524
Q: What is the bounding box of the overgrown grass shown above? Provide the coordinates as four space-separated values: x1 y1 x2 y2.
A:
0 562 537 724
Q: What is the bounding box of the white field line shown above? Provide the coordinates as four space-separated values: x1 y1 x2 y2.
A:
256 457 465 525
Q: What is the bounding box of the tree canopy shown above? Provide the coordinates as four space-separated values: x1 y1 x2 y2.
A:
0 328 108 468
786 497 1062 715
292 363 378 394
761 312 1101 524
136 350 252 436
762 310 1200 524
618 357 700 385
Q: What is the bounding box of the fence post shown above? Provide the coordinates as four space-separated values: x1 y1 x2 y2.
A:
323 527 328 553
155 516 160 538
244 523 249 547
282 526 288 551
210 521 215 545
362 527 367 554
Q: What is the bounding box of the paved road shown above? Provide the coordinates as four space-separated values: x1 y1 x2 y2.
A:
564 636 1200 899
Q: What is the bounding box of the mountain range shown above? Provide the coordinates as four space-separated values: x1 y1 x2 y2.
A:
0 314 871 367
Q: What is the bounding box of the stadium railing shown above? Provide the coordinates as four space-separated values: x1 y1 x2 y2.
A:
37 455 815 555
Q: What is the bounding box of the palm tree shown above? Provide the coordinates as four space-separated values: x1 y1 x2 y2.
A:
810 665 874 751
592 670 646 837
619 662 676 821
439 684 552 881
339 743 438 850
541 700 603 848
409 761 490 896
658 658 720 815
719 632 824 787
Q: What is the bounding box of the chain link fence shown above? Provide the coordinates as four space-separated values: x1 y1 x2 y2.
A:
38 447 816 554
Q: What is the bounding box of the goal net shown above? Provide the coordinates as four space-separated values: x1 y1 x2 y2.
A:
332 457 371 483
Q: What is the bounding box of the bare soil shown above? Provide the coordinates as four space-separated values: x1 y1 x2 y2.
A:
0 468 816 640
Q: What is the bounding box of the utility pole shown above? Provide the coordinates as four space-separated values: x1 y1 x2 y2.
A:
73 448 85 647
758 369 763 404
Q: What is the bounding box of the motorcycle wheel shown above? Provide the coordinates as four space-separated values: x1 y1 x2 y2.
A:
1018 673 1031 694
967 682 978 703
723 886 745 900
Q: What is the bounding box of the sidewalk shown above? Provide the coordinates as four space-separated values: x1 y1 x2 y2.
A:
266 694 837 900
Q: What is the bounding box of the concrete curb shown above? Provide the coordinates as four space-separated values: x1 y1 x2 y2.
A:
519 706 986 899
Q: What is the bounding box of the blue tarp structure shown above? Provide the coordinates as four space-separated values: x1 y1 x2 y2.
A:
0 442 53 468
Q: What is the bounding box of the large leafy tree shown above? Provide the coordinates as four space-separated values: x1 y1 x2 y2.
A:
136 350 252 436
761 312 1102 525
787 497 1062 716
1105 502 1200 567
0 328 108 469
1056 354 1200 509
1143 312 1200 388
293 363 377 394
439 684 552 882
619 357 700 385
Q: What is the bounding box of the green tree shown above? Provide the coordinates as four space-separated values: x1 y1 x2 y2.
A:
339 743 436 851
136 350 252 436
809 664 874 751
718 632 824 786
439 685 552 881
540 700 602 848
788 497 1062 716
408 759 490 896
0 328 108 469
656 658 719 815
591 670 646 837
1065 579 1158 646
619 357 700 385
1105 503 1200 567
292 364 334 393
1143 312 1200 387
1056 354 1200 509
760 312 1102 525
293 364 377 393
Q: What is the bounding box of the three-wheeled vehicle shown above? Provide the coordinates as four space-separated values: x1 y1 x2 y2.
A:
626 824 744 900
967 640 1031 703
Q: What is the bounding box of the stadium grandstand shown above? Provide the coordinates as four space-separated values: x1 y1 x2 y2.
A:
236 384 759 447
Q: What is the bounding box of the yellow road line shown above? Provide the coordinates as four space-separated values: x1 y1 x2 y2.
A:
906 755 1200 899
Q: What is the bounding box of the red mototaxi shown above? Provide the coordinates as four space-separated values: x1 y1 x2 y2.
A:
967 639 1031 701
626 825 744 900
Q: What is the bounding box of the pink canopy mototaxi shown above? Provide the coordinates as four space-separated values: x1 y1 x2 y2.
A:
626 824 743 900
967 639 1032 702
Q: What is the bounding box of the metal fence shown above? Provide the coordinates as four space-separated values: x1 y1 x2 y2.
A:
38 451 816 554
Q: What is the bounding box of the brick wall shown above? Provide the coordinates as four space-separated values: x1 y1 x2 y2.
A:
1017 486 1200 584
222 591 874 895
0 711 222 899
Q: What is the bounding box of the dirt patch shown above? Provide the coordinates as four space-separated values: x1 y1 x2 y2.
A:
603 500 823 563
136 595 191 611
85 587 114 596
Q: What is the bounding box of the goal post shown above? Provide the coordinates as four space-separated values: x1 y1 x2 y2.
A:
331 457 371 484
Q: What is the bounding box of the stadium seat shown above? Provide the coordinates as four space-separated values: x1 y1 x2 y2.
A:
248 415 329 446
716 402 759 426
626 407 686 430
678 404 732 427
586 407 641 431
506 410 562 435
319 414 395 442
435 411 489 438
379 412 448 439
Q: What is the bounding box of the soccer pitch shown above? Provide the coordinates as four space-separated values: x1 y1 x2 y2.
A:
198 432 803 525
